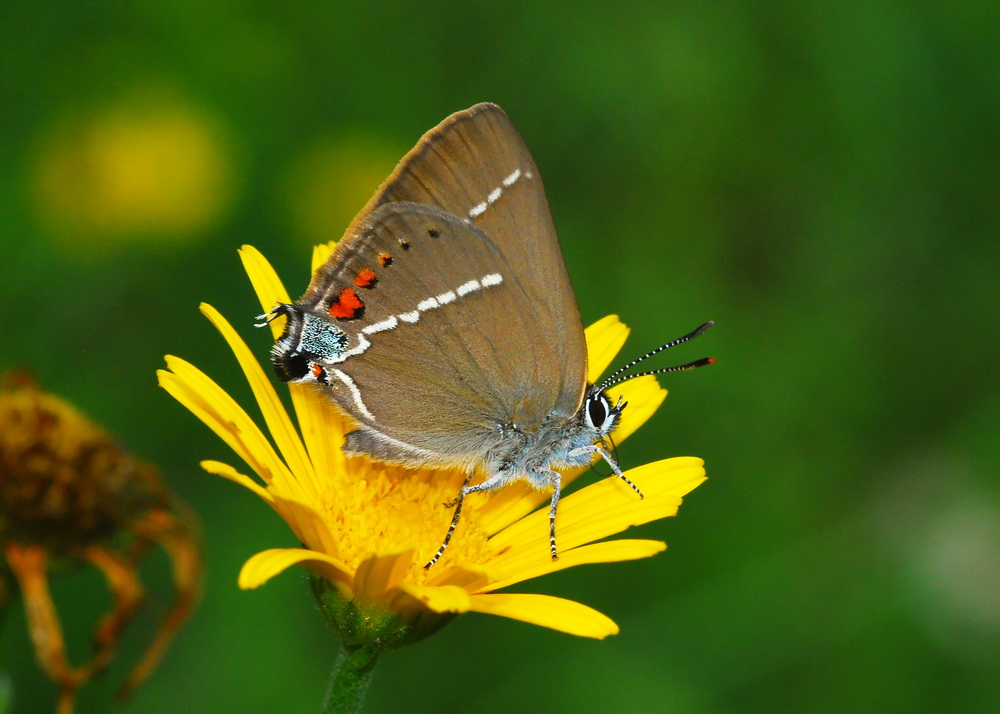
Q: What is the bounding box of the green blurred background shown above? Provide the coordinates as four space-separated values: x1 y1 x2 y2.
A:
3 2 999 712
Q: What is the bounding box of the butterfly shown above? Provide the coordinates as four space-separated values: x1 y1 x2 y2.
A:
259 103 712 567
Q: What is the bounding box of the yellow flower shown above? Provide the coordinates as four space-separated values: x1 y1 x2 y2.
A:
158 244 704 640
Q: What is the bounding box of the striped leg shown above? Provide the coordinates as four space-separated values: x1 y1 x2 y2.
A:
424 469 510 569
543 470 562 560
568 444 644 498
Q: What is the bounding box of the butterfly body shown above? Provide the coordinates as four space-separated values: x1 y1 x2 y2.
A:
263 104 658 566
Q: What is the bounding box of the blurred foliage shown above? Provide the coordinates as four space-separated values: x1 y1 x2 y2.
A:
2 1 998 712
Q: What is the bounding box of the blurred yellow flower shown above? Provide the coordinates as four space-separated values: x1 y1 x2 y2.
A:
159 244 704 641
32 90 236 252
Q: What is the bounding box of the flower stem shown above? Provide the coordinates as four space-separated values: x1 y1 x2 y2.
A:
321 642 379 714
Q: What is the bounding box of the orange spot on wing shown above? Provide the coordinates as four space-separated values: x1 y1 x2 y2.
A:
354 269 377 288
328 288 364 319
378 252 393 267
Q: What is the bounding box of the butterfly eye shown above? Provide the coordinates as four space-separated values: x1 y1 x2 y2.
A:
585 393 613 432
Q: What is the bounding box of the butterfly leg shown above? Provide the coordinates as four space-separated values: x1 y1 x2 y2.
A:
425 470 474 569
425 469 509 569
568 444 644 499
443 471 473 509
541 469 563 560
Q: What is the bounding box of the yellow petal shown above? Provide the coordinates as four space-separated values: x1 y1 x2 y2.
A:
468 593 619 639
269 492 342 562
238 244 348 479
481 539 666 593
476 482 541 538
585 315 629 383
200 303 317 494
289 384 350 485
238 548 353 595
312 241 337 273
488 458 705 571
200 460 274 504
426 564 507 591
353 550 416 600
239 244 292 330
158 361 292 489
390 583 472 613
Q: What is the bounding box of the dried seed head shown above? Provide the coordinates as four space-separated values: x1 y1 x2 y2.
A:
0 372 169 551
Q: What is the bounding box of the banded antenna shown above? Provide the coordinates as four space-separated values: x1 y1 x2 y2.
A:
598 321 715 391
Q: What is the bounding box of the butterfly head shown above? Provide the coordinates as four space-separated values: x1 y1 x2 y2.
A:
539 386 624 473
581 386 625 441
569 321 717 459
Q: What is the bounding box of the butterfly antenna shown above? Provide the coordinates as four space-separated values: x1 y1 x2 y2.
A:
599 321 715 391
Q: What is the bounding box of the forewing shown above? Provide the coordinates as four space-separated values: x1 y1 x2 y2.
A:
325 103 588 417
300 202 568 465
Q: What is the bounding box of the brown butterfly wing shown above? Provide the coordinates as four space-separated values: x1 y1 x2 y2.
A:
311 103 588 420
300 202 569 466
